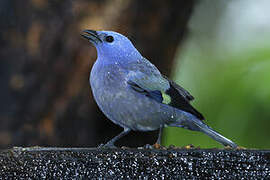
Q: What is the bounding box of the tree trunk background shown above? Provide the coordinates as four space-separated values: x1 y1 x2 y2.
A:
0 0 194 148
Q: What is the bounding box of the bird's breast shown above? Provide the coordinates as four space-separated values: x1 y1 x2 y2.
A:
89 62 170 131
89 63 131 122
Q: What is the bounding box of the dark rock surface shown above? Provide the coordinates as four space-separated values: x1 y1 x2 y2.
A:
0 147 269 179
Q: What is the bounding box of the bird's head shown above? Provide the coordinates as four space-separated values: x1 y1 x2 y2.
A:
81 30 142 64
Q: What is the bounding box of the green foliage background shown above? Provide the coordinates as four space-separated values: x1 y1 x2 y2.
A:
164 39 270 148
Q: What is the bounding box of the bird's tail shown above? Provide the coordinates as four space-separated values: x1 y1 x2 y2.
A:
171 118 238 148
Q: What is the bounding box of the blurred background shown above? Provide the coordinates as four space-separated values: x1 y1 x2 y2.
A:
0 0 269 149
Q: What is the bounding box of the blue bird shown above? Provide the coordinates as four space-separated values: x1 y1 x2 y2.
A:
81 30 237 148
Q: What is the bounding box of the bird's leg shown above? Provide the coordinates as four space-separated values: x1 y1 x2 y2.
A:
156 125 164 145
101 128 131 148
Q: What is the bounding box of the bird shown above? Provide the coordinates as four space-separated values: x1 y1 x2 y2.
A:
81 29 238 148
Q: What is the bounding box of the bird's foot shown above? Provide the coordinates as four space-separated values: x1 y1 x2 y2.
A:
98 143 117 149
139 143 162 149
141 144 154 149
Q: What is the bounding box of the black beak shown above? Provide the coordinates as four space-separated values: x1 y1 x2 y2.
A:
81 30 102 44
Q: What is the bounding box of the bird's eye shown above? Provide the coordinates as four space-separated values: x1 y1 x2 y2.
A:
105 35 114 43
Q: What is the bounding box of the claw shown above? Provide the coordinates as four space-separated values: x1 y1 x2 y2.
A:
98 143 117 149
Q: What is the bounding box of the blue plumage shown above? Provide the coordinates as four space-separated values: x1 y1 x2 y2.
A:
81 30 237 148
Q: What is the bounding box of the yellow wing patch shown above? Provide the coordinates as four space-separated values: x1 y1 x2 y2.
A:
161 92 171 104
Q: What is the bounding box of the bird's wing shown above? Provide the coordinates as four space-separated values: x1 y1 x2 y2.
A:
162 75 194 101
127 60 204 120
